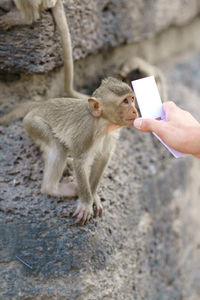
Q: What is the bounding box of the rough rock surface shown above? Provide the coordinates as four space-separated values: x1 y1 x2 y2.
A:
1 48 200 299
0 0 200 74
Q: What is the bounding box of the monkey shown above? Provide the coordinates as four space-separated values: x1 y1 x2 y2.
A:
21 77 138 225
119 57 167 102
0 0 88 99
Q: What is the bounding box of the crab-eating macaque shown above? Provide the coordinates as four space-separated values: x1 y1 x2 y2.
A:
0 0 87 99
119 57 167 102
22 77 138 225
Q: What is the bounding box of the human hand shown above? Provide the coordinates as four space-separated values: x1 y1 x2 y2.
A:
133 101 200 158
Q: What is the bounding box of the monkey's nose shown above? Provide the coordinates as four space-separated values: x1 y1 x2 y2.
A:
133 110 138 117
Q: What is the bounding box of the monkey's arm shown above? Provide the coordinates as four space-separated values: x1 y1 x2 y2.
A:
89 137 115 217
89 156 108 218
73 157 94 225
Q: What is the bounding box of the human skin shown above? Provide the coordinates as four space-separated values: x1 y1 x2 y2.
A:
133 101 200 158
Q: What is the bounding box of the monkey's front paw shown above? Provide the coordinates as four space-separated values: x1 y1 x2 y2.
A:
72 201 93 225
93 195 103 217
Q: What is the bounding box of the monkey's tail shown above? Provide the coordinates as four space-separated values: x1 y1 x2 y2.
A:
0 101 34 125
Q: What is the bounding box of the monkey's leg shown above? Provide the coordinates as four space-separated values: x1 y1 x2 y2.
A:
72 158 94 225
51 0 88 99
89 154 111 218
0 9 31 29
24 115 77 198
42 142 77 198
90 136 115 218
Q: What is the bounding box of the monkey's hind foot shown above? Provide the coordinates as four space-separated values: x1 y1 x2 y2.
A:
42 182 77 198
73 200 93 225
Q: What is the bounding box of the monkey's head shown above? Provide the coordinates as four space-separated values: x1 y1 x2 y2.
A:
88 77 138 127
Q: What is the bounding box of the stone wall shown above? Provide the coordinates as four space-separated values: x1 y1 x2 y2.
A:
0 0 200 74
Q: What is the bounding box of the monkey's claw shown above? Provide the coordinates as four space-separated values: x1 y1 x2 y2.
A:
94 195 103 217
73 201 93 225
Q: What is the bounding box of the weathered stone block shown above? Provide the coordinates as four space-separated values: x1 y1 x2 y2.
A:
0 0 200 74
1 50 200 299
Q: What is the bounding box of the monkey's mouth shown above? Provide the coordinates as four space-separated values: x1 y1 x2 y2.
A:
126 118 136 121
125 115 138 122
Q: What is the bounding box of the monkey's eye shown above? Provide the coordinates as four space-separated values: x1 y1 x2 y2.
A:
131 97 135 103
123 98 129 104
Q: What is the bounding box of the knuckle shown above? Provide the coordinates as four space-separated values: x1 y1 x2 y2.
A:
163 101 173 109
141 119 152 130
166 101 174 106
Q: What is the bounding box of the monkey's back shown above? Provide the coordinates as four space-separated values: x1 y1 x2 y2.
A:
26 97 95 153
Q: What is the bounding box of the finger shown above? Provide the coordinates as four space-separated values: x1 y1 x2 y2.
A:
97 205 103 217
99 207 103 217
72 207 80 217
80 211 88 225
134 118 163 132
163 101 177 112
86 213 92 223
94 206 98 217
75 211 84 223
162 101 177 120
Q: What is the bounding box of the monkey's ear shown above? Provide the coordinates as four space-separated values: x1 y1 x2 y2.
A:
88 98 102 118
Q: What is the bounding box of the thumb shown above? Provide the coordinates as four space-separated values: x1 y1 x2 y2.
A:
134 118 163 132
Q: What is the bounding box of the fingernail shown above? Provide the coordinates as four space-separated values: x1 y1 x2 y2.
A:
134 118 142 129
